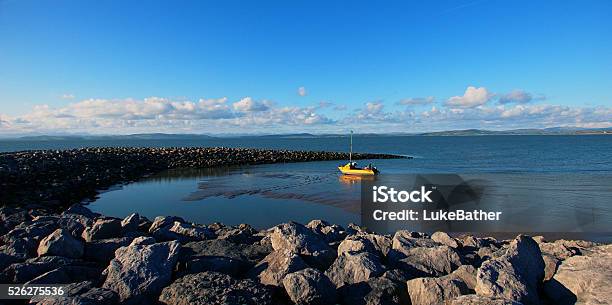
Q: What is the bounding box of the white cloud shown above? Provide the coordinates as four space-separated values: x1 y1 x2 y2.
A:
232 97 270 112
61 93 75 99
398 96 435 106
498 90 534 104
446 86 493 108
298 86 307 97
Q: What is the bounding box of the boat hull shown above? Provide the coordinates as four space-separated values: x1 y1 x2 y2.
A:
338 166 377 176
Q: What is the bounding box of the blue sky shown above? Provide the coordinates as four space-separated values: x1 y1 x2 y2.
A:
0 0 611 134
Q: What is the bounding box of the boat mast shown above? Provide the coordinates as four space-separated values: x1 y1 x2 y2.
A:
349 130 353 163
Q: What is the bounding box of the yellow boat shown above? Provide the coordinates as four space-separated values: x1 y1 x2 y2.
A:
338 130 379 176
338 162 378 176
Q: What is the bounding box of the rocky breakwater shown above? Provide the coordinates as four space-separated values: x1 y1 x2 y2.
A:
0 204 609 305
0 147 404 209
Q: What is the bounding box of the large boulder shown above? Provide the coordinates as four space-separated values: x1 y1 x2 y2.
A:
247 249 308 286
158 271 273 305
283 268 337 305
25 265 102 285
120 213 140 233
84 237 134 264
2 256 78 283
82 218 122 242
29 281 118 305
217 224 259 244
339 277 410 305
389 245 462 277
543 244 611 305
406 276 470 305
392 230 438 250
169 221 214 241
431 231 460 248
102 237 180 302
180 239 271 266
306 220 347 243
475 235 544 305
325 252 385 288
270 222 335 269
338 234 392 258
37 229 84 258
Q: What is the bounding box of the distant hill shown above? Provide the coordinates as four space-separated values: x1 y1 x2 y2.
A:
4 127 611 141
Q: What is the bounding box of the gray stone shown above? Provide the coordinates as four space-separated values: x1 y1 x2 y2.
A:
158 271 273 305
307 220 347 243
338 234 392 258
340 277 410 305
102 238 180 302
475 235 544 305
120 213 140 233
81 218 122 242
25 265 102 285
283 268 337 305
407 276 470 305
247 249 308 286
217 223 259 244
325 252 385 288
2 256 77 283
84 237 134 264
543 244 611 305
270 222 335 269
29 281 118 305
37 229 84 258
169 221 214 241
389 245 462 277
431 231 460 248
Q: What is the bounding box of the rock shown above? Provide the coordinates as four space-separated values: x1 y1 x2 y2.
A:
407 276 470 305
169 221 214 241
382 269 414 283
120 213 140 233
389 245 462 277
325 252 385 288
0 237 35 260
158 271 273 305
37 229 84 258
0 206 32 235
247 249 308 286
307 220 347 243
2 256 77 283
62 205 100 219
448 264 478 290
541 254 559 281
180 239 271 267
26 265 102 285
0 252 20 271
338 234 392 258
149 215 185 233
29 281 118 305
432 231 460 248
183 256 250 277
270 222 335 269
543 244 611 305
475 235 544 305
283 268 337 305
81 218 122 242
449 294 523 305
217 223 259 244
102 239 180 302
340 277 410 305
83 237 134 264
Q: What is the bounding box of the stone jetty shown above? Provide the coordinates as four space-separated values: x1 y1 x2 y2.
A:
0 147 404 209
0 148 609 304
0 204 609 305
